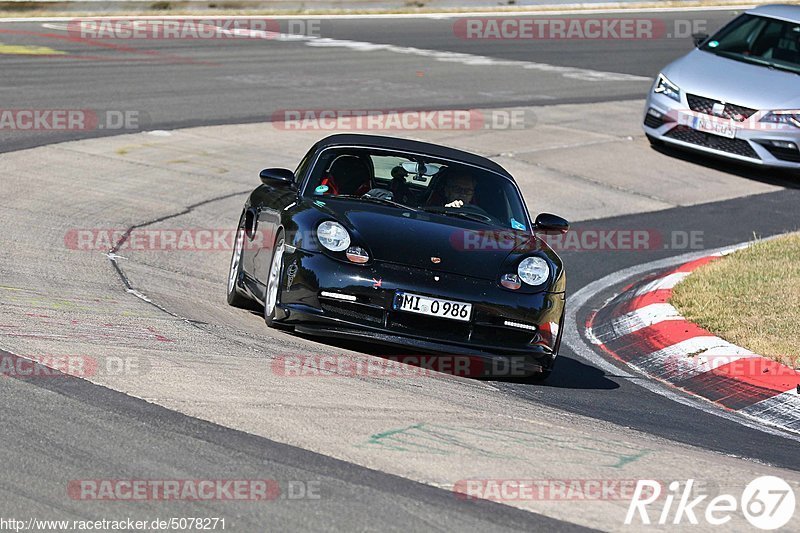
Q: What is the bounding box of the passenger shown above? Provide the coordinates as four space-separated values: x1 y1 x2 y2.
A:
319 155 373 196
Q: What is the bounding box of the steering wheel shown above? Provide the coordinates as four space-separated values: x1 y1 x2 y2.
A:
457 204 494 222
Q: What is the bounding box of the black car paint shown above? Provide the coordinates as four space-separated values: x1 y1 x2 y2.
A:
230 134 568 377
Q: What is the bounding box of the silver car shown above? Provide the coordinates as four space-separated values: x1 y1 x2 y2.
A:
644 4 800 168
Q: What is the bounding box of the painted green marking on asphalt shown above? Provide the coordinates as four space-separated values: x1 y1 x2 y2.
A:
359 423 652 468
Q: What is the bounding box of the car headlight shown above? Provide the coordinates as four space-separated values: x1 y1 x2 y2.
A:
317 221 351 252
517 257 550 286
653 73 681 102
760 110 800 128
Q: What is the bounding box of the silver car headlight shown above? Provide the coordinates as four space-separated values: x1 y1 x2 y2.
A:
760 110 800 128
653 73 681 102
317 221 351 252
518 257 550 286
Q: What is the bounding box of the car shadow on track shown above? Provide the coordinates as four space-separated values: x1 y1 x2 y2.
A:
525 355 620 390
289 330 619 391
649 142 800 188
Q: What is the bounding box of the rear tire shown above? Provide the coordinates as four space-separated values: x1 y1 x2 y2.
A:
263 231 286 327
226 220 252 308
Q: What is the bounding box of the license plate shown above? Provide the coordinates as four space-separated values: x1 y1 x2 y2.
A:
393 291 472 322
692 116 736 139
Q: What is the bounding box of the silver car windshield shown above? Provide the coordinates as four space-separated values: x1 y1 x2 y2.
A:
702 14 800 74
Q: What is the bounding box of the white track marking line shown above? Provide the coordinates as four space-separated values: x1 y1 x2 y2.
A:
40 21 649 82
305 37 648 81
564 240 800 442
0 5 762 23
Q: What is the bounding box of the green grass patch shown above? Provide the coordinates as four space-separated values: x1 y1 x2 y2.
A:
149 1 172 10
671 233 800 368
0 2 57 11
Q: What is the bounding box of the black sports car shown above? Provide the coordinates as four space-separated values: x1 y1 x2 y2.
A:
227 134 569 380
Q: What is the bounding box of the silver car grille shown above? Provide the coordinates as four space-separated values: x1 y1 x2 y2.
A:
686 94 758 122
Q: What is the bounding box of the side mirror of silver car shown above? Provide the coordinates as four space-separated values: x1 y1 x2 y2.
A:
692 33 709 47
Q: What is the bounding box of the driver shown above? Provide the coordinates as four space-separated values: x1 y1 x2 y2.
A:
442 172 477 208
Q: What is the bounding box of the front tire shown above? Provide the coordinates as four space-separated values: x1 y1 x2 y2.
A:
227 221 252 308
525 309 564 383
263 231 286 327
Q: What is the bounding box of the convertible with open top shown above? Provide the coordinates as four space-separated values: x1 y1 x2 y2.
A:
226 134 569 380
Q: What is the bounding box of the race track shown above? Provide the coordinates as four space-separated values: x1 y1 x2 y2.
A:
1 8 799 531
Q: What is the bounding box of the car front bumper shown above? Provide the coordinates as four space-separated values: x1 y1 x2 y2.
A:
273 248 565 374
643 92 800 169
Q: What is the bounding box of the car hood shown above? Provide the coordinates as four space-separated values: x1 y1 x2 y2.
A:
662 49 800 110
313 199 540 280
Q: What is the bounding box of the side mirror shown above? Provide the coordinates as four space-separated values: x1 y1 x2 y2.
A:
692 33 709 47
260 168 295 187
534 213 569 235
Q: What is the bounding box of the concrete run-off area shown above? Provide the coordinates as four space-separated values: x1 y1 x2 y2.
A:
0 100 793 530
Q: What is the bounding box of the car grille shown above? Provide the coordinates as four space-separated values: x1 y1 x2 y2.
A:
686 94 757 122
644 113 665 129
320 301 384 325
388 312 471 342
665 126 761 160
757 143 800 163
472 324 536 346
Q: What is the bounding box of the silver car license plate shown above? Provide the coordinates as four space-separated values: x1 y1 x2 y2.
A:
692 116 736 139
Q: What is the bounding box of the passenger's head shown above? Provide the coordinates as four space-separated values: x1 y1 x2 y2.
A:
328 155 372 195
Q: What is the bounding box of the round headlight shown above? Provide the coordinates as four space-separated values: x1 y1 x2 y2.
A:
518 257 550 286
317 221 351 252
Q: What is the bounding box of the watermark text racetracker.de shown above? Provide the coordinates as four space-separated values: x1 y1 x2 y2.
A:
65 228 705 254
454 17 707 40
67 18 321 39
663 353 800 379
271 108 533 131
64 228 271 252
271 354 554 379
450 228 705 253
0 353 150 379
0 109 148 132
648 107 799 132
67 479 321 501
454 479 652 501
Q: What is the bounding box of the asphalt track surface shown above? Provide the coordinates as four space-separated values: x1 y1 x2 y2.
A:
1 348 591 531
2 8 800 531
0 11 710 153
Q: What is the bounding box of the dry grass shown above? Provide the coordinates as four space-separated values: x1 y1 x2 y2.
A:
671 233 800 368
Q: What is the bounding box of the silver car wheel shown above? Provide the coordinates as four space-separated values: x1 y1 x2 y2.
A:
228 227 245 295
265 237 285 317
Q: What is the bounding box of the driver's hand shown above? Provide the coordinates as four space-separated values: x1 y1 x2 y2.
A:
445 200 464 208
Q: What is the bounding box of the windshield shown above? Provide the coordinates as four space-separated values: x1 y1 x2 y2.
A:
701 14 800 74
305 147 530 230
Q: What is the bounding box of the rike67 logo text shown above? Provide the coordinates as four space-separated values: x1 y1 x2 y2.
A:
626 477 795 529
